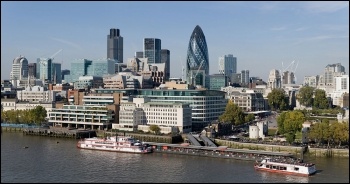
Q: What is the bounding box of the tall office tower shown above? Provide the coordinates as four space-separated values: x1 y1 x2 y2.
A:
10 55 28 80
107 28 123 63
36 58 52 82
28 63 37 79
135 51 143 58
218 54 237 82
52 63 62 84
324 63 345 86
161 49 170 81
186 25 209 87
144 38 161 64
241 70 249 84
268 69 281 89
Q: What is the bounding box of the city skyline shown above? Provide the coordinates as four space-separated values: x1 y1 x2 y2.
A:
1 1 349 83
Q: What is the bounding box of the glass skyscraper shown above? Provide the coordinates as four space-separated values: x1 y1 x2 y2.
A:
144 38 161 64
218 54 237 83
186 25 209 87
107 28 123 63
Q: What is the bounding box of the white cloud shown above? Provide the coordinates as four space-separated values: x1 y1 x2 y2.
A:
50 37 82 51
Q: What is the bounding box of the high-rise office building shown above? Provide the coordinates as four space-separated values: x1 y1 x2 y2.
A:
324 63 345 86
107 28 123 63
69 59 115 83
61 69 70 81
28 63 36 79
144 38 161 64
161 49 170 81
186 25 209 87
241 70 250 84
218 54 237 82
36 58 52 82
135 51 143 58
52 63 62 84
70 59 93 83
10 56 28 80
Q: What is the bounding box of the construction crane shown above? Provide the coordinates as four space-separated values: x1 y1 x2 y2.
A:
39 49 63 66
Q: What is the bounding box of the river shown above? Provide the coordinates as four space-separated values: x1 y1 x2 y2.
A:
1 132 349 183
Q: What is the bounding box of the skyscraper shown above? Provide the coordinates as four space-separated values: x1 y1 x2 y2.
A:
36 58 52 82
10 55 28 80
186 25 209 87
28 63 36 79
218 54 237 82
144 38 161 64
107 28 123 63
161 49 170 81
135 51 143 58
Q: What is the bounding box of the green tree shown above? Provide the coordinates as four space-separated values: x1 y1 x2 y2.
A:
245 114 255 123
30 106 47 125
277 111 305 143
149 125 161 135
219 100 245 126
309 123 323 144
330 122 349 146
313 89 329 109
320 119 332 147
267 88 289 111
298 86 314 107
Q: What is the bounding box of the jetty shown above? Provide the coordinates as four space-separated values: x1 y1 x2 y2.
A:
22 126 96 139
144 142 295 161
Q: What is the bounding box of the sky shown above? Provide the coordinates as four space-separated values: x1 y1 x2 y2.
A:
1 1 349 84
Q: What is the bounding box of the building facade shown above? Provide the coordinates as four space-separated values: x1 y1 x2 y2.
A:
28 63 36 79
218 54 237 82
161 49 170 81
10 56 28 80
144 38 161 64
186 25 209 88
208 74 228 90
107 28 123 63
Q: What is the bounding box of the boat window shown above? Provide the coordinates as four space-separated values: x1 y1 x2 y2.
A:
272 166 277 169
280 167 286 170
294 167 299 171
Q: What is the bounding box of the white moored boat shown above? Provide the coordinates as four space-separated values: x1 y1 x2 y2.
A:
77 136 152 154
254 157 317 176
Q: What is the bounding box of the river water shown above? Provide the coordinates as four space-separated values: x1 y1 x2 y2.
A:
1 132 349 183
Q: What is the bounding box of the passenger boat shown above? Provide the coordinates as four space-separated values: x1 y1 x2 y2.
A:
254 157 316 176
77 136 152 154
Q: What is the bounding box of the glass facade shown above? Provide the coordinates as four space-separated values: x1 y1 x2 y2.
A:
36 58 52 82
107 28 123 63
208 74 228 90
70 59 92 83
144 38 161 64
218 54 237 82
186 25 209 87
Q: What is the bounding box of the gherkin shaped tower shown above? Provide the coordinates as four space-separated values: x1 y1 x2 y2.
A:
186 25 209 87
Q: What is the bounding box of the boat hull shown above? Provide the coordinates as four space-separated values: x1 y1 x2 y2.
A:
77 142 152 154
254 165 316 176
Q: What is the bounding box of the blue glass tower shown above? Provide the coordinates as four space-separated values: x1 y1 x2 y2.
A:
186 25 209 87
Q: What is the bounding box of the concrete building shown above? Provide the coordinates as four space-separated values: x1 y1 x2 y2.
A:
303 75 319 88
221 86 265 111
323 63 345 86
73 76 104 90
330 75 349 106
28 63 37 79
103 72 153 89
249 121 268 139
115 97 192 134
17 85 57 102
1 98 55 114
268 69 281 89
10 56 28 80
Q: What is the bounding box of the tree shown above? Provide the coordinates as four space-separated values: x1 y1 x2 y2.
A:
219 100 245 126
267 88 289 111
277 111 305 143
313 89 329 109
149 125 161 135
330 122 349 146
298 86 314 107
31 106 47 125
245 114 255 123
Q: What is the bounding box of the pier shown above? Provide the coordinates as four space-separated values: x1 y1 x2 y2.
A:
145 142 295 161
22 126 96 139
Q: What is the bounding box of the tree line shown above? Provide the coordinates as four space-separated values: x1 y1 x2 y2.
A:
1 106 47 125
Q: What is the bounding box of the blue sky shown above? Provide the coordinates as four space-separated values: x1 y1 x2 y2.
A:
1 1 349 83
